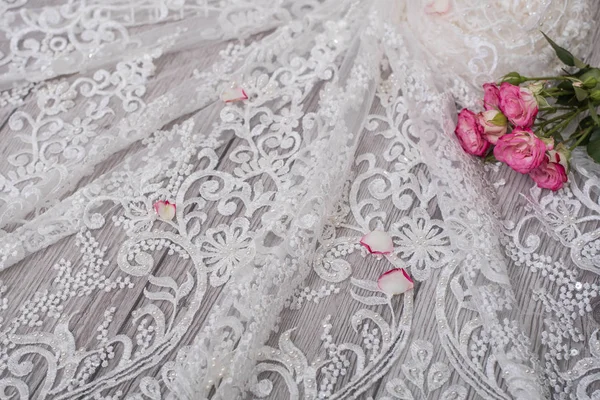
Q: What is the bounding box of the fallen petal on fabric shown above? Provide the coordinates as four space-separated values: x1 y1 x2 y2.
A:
378 268 414 296
425 0 450 14
154 200 176 220
360 230 394 255
221 87 248 103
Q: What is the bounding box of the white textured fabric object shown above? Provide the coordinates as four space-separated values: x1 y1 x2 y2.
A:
0 0 598 399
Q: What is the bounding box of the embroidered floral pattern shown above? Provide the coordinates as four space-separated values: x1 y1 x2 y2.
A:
201 218 255 286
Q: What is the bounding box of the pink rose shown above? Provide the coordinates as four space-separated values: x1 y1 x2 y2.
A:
529 157 568 191
493 128 546 174
547 144 571 172
498 82 538 127
454 109 490 157
483 83 500 110
477 110 507 144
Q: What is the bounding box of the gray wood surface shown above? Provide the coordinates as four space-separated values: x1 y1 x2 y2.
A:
0 3 599 399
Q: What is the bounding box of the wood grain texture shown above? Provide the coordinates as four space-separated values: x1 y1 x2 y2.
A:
0 3 599 399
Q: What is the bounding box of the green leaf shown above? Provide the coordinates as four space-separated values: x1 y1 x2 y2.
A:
555 81 575 105
542 32 576 66
552 131 564 143
574 68 591 78
580 68 600 78
574 86 589 101
535 94 551 109
583 76 598 89
587 136 600 163
500 72 524 85
490 112 508 126
575 116 594 145
540 107 558 114
582 126 600 148
558 81 573 90
580 69 600 89
578 115 595 130
556 94 576 106
589 101 600 126
574 57 589 69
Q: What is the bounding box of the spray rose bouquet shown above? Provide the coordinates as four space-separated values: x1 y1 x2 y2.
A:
455 33 600 191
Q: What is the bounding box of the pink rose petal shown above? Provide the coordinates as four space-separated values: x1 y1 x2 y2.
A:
455 109 490 157
548 145 570 172
493 128 546 174
498 83 538 128
483 83 500 111
221 87 248 103
153 200 176 221
378 268 414 296
529 158 568 191
425 0 450 14
360 230 394 255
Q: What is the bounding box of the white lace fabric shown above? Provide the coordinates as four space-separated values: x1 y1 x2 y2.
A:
0 0 599 399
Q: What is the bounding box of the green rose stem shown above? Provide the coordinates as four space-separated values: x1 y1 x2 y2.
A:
536 109 580 129
570 126 594 150
541 109 584 138
520 76 578 82
539 106 578 111
542 88 574 97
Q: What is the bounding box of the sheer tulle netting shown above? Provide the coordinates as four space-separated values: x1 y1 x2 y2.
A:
0 0 599 399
